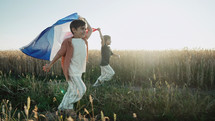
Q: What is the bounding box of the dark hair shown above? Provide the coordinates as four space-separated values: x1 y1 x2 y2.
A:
70 20 86 34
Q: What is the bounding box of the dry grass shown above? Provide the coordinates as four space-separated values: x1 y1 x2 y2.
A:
1 49 215 88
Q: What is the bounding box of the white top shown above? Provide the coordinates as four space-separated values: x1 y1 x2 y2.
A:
69 38 87 76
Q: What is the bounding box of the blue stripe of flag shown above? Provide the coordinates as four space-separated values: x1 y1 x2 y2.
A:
20 13 79 60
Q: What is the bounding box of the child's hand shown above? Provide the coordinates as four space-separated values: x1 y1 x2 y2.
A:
114 54 120 59
43 64 51 72
78 15 85 21
97 28 101 31
118 55 120 59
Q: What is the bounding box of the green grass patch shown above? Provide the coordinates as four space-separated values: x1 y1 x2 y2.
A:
1 76 215 120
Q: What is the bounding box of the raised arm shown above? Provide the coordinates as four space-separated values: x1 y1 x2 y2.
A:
97 28 105 46
79 16 92 40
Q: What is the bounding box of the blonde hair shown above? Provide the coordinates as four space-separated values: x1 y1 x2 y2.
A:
103 35 111 42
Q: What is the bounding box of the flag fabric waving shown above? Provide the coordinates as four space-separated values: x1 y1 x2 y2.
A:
20 13 97 61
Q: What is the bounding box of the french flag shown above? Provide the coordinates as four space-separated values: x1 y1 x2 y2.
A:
20 13 96 61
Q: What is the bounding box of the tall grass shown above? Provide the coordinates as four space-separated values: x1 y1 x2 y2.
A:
1 74 215 121
1 49 215 120
0 94 112 121
1 50 215 88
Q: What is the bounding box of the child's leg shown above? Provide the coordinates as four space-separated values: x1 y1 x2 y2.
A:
93 65 115 86
97 66 105 82
93 66 105 86
58 76 86 110
105 65 115 81
100 65 115 81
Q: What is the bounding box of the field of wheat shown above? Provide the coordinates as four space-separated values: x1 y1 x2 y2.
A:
1 50 215 88
1 50 215 121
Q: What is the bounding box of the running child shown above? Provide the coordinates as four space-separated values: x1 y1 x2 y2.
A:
93 28 120 87
43 16 92 115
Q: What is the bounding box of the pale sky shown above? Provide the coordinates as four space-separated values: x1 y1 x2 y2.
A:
0 0 215 50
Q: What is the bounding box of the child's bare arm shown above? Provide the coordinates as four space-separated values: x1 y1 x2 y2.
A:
43 38 66 72
84 18 92 40
112 53 120 58
97 28 105 46
43 53 61 72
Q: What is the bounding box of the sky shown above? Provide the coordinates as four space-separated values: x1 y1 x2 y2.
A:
0 0 215 50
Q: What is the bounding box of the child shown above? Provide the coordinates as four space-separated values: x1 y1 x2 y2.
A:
43 16 92 114
93 28 120 87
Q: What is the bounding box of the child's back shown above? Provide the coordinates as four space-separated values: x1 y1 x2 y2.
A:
100 43 113 66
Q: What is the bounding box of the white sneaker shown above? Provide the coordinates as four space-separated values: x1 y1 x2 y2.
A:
93 80 104 87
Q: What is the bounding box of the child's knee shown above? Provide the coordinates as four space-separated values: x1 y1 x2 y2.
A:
83 86 87 94
111 71 115 76
81 85 87 94
77 83 86 96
